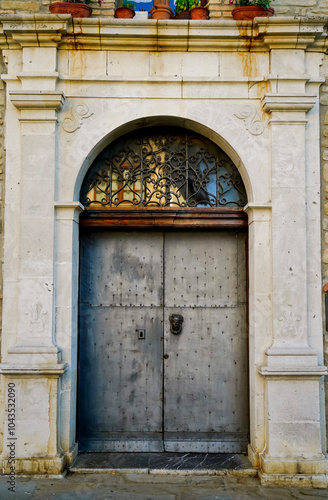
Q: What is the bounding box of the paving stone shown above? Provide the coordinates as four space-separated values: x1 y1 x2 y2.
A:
95 494 176 500
186 489 233 500
293 488 328 498
1 472 328 499
0 477 37 499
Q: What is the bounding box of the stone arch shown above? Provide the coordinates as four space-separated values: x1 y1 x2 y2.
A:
70 116 259 459
73 116 253 205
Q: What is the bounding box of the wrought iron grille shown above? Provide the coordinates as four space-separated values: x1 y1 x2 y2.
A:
80 127 247 208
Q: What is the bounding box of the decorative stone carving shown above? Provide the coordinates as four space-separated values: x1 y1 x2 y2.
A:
62 103 93 133
278 309 301 338
25 302 47 334
235 104 264 136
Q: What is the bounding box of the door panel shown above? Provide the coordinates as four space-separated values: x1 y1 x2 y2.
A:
80 230 163 307
78 229 249 453
163 231 248 452
78 231 164 452
164 232 239 308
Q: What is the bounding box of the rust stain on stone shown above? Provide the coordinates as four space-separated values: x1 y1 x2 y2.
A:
240 52 258 78
236 22 268 119
236 22 267 76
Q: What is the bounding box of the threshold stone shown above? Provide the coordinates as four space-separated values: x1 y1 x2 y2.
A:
70 452 257 475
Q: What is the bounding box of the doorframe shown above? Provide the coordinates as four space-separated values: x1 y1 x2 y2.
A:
77 205 250 454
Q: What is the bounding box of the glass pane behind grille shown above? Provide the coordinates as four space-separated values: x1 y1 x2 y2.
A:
80 127 247 208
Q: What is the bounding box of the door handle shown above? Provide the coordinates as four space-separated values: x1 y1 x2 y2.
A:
169 314 184 335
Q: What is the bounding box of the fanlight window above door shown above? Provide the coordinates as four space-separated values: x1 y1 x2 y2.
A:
80 127 247 208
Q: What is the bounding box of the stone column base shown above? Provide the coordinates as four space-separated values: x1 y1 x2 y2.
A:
64 443 78 468
248 444 260 468
2 454 66 475
261 455 328 475
259 471 328 489
259 456 328 488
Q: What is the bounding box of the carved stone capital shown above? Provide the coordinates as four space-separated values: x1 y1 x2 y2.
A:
262 93 317 114
55 202 85 223
244 203 272 224
9 90 65 111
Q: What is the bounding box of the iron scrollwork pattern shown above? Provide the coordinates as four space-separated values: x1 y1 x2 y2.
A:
80 127 247 208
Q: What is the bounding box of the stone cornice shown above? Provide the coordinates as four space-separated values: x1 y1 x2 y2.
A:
9 91 65 111
0 15 326 52
0 15 69 48
256 17 328 51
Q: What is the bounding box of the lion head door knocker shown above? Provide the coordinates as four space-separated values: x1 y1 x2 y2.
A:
169 314 184 335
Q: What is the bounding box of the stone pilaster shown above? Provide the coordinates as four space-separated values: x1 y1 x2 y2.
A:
244 204 272 468
54 202 83 466
0 18 69 474
258 88 328 485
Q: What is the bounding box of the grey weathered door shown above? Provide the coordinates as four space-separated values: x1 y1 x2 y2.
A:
78 229 248 452
163 231 248 452
78 230 164 452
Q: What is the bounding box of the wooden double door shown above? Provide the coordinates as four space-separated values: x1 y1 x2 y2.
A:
77 229 249 452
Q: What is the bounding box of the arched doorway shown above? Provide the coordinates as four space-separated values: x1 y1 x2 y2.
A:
77 126 249 453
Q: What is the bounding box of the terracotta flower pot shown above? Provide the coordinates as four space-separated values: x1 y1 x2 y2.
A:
190 6 208 19
150 5 173 19
176 10 191 19
232 6 274 20
115 7 135 18
49 2 92 18
153 0 170 6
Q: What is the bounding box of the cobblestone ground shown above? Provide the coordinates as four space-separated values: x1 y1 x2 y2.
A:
0 473 328 500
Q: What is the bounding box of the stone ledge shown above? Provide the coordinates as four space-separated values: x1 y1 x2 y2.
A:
0 363 67 376
258 365 328 379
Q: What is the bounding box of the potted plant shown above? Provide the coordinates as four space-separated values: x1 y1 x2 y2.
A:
229 0 274 20
174 0 190 19
189 0 208 19
115 0 136 18
150 0 173 19
49 0 95 18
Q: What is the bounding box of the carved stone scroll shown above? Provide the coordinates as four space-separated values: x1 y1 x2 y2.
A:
62 103 93 133
235 104 264 136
